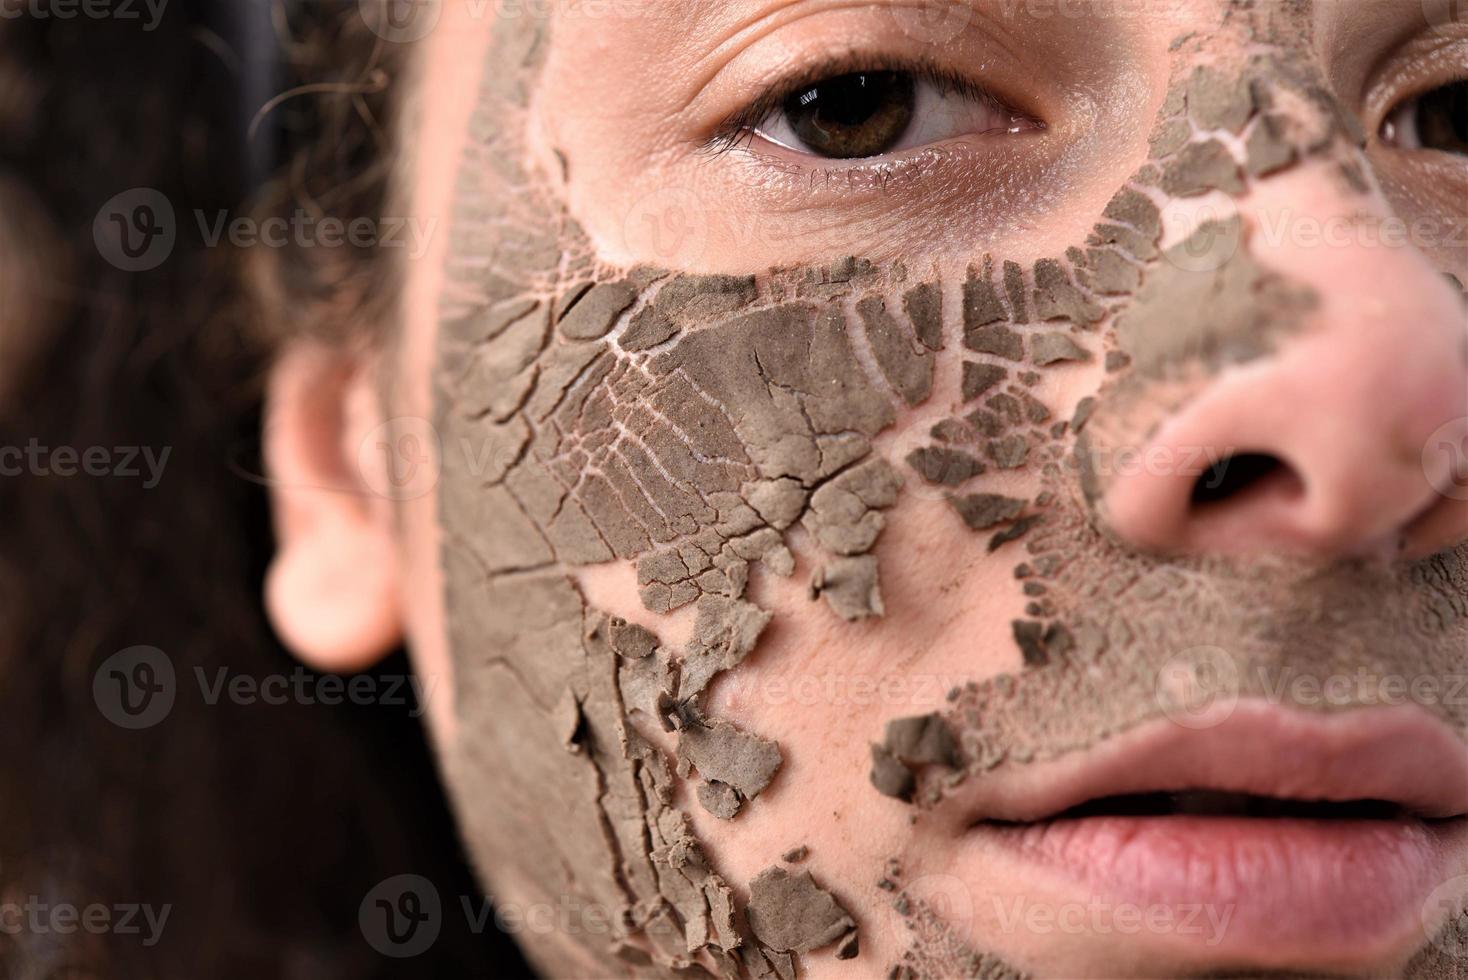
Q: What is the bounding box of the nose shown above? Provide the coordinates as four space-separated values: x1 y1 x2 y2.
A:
1100 161 1468 560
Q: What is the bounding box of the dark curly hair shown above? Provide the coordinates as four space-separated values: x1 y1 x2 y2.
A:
0 1 526 975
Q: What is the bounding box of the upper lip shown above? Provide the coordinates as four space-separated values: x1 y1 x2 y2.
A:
938 701 1468 828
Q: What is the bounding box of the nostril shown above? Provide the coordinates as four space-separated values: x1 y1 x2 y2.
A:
1190 453 1301 507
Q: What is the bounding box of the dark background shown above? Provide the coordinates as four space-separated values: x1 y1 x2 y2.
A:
0 0 534 975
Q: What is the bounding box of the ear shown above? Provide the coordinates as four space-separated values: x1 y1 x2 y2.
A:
262 341 404 673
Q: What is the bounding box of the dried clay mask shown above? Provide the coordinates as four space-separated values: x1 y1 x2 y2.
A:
422 3 1468 977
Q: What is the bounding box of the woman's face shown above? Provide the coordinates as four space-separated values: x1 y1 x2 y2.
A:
295 0 1468 976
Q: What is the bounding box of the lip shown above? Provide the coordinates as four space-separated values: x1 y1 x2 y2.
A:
937 702 1468 971
942 701 1468 826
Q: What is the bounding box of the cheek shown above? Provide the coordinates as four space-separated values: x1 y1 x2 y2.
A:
397 485 457 750
390 292 459 750
390 6 484 749
427 148 1132 972
564 344 1105 690
551 344 1098 968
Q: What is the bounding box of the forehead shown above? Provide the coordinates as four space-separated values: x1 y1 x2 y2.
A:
532 0 1329 45
516 0 1426 87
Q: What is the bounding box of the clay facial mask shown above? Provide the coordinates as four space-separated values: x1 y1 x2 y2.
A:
427 3 1468 977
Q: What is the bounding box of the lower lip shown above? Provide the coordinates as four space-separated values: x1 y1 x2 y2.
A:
975 814 1467 956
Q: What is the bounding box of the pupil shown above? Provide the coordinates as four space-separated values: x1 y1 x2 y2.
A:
782 72 917 160
1420 80 1468 153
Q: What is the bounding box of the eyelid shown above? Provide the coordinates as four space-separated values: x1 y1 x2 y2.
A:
1380 71 1468 124
1363 33 1468 134
701 52 1041 155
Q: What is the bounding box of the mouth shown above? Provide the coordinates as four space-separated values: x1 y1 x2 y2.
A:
942 702 1468 972
1047 789 1410 821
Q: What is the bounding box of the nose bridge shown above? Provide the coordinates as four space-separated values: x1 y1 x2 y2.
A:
1087 43 1468 560
1116 41 1377 372
1244 44 1368 174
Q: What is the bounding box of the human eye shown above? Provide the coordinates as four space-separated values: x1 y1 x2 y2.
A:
1381 77 1468 156
709 57 1044 163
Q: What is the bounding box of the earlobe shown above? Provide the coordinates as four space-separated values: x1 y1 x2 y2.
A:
262 342 404 674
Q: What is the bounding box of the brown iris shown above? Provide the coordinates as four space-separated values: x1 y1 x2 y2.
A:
782 71 917 160
1415 80 1468 155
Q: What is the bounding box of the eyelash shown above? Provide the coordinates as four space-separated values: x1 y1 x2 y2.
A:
1391 71 1468 112
703 52 1028 157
